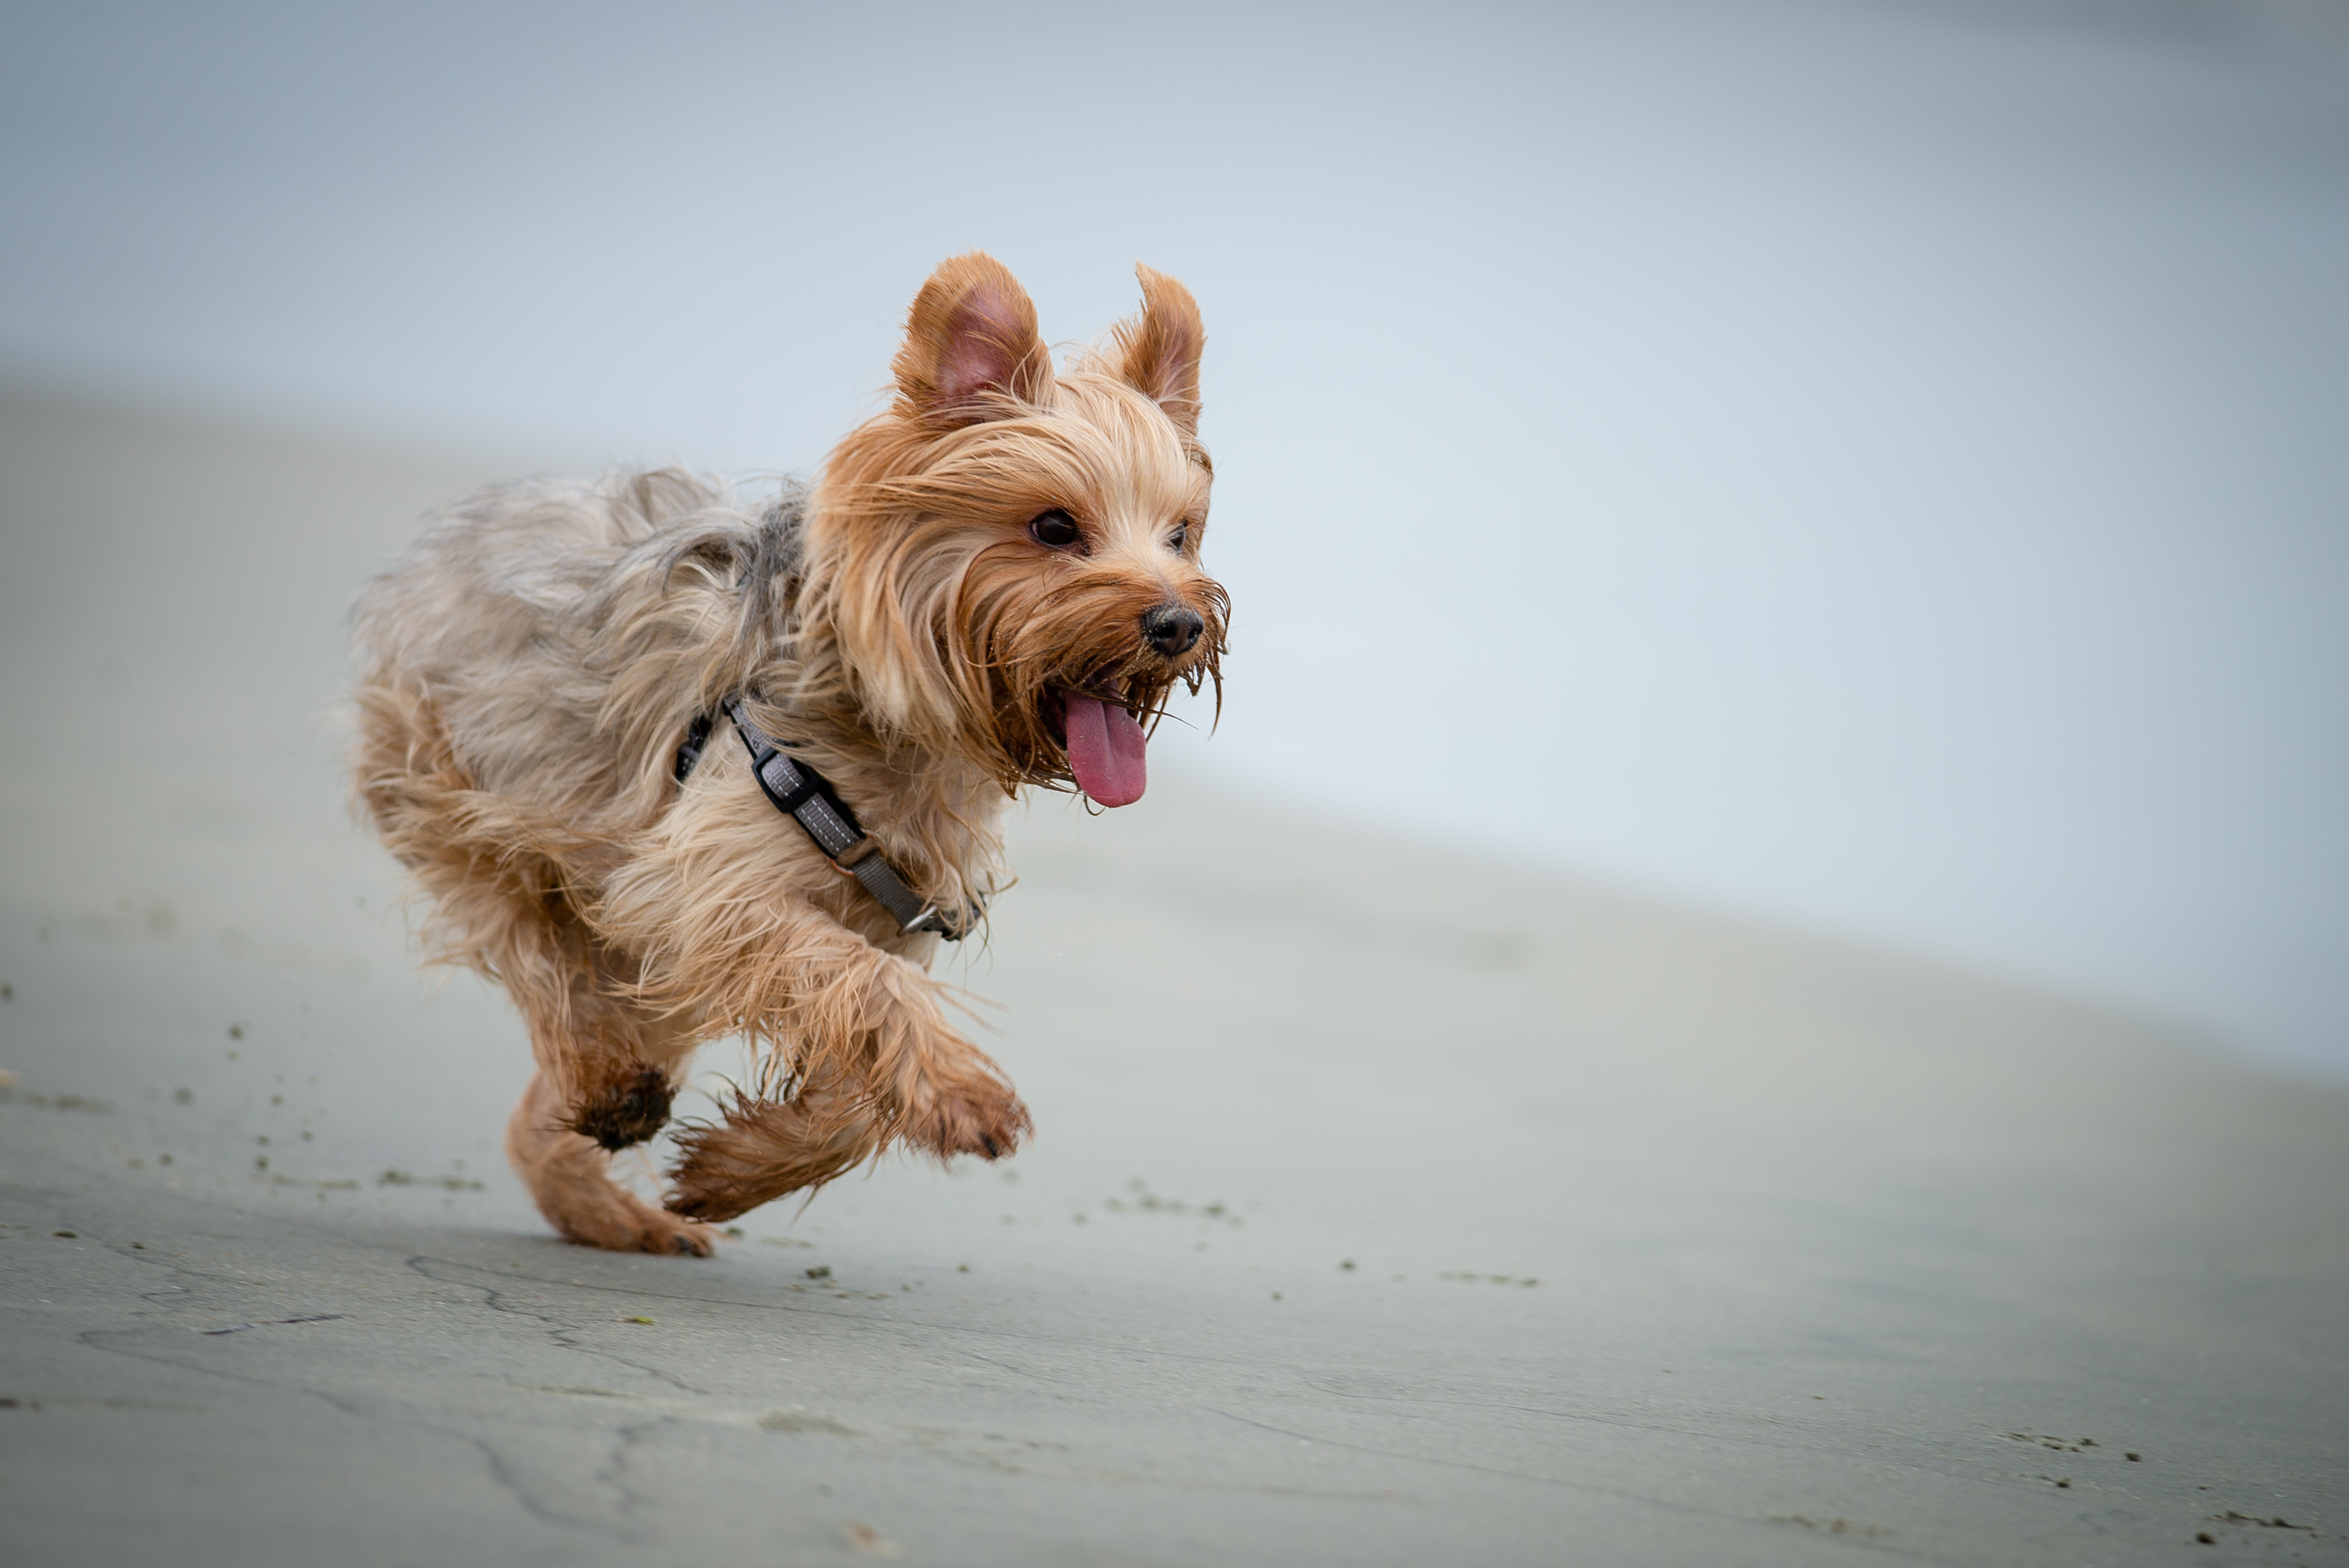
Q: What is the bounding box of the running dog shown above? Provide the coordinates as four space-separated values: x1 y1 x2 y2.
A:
351 254 1225 1253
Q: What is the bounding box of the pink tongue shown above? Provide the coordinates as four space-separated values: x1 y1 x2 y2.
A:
1062 691 1148 807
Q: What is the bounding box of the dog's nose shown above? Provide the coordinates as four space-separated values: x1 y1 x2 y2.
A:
1142 604 1204 658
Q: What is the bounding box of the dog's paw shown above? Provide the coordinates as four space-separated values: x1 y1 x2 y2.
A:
911 1080 1033 1162
629 1208 721 1257
548 1190 719 1257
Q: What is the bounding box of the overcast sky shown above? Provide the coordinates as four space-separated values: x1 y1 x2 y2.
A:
4 0 2346 1074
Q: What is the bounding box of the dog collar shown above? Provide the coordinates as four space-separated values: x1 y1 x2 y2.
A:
674 702 981 942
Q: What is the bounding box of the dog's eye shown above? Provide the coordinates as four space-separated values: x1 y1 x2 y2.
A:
1167 523 1189 553
1028 510 1083 550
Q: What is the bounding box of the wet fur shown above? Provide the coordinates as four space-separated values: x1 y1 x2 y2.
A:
351 255 1224 1254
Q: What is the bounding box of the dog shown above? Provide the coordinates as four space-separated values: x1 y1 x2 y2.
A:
350 254 1225 1254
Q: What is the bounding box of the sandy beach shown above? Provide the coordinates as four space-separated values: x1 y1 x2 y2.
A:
2 390 2343 1564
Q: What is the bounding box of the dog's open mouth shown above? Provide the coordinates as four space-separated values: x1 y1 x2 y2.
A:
1050 681 1149 808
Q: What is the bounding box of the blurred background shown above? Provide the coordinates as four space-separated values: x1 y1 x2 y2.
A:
4 0 2345 1078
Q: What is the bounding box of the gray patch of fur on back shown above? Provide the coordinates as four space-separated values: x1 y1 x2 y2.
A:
352 469 810 836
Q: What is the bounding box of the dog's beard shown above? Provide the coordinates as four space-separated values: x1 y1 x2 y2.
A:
956 551 1225 806
996 655 1207 809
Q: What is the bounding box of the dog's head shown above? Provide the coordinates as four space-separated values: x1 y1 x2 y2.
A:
806 253 1227 806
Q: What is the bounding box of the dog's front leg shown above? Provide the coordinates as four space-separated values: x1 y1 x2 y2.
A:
741 899 1030 1160
626 894 1030 1219
664 1057 880 1222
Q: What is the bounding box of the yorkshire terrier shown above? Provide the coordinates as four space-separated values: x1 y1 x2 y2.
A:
351 255 1225 1254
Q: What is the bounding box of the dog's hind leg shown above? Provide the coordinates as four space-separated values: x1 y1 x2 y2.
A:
507 1065 719 1257
502 923 719 1256
352 677 715 1254
664 1060 884 1223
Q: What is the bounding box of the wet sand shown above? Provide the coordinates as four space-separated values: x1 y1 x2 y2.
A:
2 390 2343 1565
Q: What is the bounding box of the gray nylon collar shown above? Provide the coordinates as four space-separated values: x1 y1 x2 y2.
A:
716 700 982 941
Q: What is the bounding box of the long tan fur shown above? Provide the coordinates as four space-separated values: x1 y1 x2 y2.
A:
351 255 1225 1253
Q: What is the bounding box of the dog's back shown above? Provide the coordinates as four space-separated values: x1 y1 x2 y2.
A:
352 467 761 830
349 469 780 978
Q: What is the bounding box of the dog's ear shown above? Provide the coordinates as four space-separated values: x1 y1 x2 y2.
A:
1112 264 1205 437
892 253 1053 426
